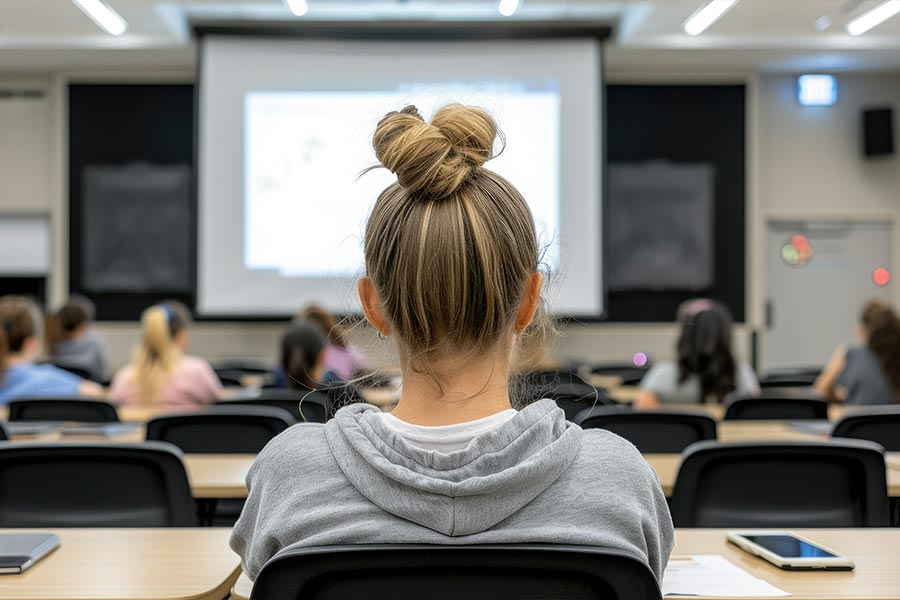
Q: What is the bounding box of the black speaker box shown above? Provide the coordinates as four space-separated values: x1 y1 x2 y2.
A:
863 107 894 157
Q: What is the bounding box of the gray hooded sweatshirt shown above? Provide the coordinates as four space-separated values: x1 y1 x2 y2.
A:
230 399 674 581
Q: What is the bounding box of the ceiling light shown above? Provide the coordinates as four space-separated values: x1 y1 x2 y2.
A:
285 0 309 17
498 0 521 17
683 0 739 36
798 75 837 106
814 15 833 31
846 0 900 35
70 0 128 36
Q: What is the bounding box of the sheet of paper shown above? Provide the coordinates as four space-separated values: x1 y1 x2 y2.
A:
663 555 790 597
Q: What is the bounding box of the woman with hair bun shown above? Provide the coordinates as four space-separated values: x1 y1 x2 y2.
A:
232 104 672 582
110 301 222 409
815 299 900 405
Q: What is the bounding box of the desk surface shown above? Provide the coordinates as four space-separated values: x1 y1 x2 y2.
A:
231 529 900 600
0 528 240 600
183 451 900 500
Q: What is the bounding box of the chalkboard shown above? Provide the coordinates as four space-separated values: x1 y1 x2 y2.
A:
608 162 714 292
81 163 191 293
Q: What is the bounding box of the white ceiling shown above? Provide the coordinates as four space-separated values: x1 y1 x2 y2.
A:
1 0 900 72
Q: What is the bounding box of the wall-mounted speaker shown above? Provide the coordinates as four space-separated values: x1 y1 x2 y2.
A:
863 107 894 157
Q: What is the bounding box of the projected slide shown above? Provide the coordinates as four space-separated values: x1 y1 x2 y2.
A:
243 85 560 278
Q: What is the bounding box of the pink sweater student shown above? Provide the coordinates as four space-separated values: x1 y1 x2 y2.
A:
110 355 222 409
110 302 223 409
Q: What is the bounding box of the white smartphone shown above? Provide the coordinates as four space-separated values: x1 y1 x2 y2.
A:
727 531 855 571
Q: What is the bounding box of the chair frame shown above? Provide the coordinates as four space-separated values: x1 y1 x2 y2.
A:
574 407 716 453
8 397 120 422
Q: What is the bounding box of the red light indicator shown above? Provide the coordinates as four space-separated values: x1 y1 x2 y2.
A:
791 235 810 251
873 268 891 286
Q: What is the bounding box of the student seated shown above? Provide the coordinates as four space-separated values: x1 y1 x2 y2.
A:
45 296 107 383
278 322 327 390
295 304 368 381
815 299 900 405
635 299 759 407
110 302 222 409
231 104 673 582
0 295 104 404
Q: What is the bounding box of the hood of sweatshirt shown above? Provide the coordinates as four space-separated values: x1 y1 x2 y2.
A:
324 399 582 536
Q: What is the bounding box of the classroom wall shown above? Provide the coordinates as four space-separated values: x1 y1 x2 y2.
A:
2 69 899 373
0 76 53 213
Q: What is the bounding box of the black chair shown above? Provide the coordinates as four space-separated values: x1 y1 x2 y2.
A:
575 407 716 453
589 364 651 386
220 389 332 423
832 406 900 451
8 398 119 422
669 439 889 527
759 368 821 389
723 395 828 420
0 442 197 527
0 422 8 441
146 406 294 454
250 544 661 600
533 382 613 421
213 360 275 388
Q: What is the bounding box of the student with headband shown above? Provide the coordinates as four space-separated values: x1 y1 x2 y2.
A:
635 298 759 407
109 301 223 409
0 295 103 404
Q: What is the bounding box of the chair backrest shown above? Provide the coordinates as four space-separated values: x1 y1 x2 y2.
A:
589 364 651 386
0 442 197 527
832 406 900 451
575 408 716 453
8 398 120 422
250 545 661 600
146 406 294 453
670 439 889 527
0 422 7 441
760 368 821 387
219 389 332 423
723 396 828 420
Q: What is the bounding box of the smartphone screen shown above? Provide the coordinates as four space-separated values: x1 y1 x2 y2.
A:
742 535 838 559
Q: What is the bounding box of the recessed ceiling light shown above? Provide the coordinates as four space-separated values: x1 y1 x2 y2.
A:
285 0 309 17
846 0 900 35
683 0 739 36
70 0 128 36
498 0 521 17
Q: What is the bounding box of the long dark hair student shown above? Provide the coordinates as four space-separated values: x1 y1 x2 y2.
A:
279 323 327 391
676 299 737 403
860 299 900 399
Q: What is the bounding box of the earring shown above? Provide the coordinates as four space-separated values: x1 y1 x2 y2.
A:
377 331 389 340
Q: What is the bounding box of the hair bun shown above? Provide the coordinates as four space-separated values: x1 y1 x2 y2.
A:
373 103 499 198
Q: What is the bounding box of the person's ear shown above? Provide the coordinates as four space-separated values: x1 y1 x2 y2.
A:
358 277 390 337
515 272 544 333
175 330 189 351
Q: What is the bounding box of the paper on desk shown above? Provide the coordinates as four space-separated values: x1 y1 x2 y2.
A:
663 555 790 597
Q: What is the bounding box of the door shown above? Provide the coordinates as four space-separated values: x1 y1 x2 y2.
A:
764 220 892 372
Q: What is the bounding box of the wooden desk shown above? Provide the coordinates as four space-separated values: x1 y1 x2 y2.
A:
181 453 900 500
671 528 900 599
587 374 624 390
646 453 900 498
0 528 240 600
231 529 900 600
185 454 256 499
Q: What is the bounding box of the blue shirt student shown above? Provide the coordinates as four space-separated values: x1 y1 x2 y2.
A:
0 363 82 405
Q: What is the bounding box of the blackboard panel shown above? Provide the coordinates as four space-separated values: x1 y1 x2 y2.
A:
609 162 714 292
606 85 745 322
68 84 195 320
81 163 191 293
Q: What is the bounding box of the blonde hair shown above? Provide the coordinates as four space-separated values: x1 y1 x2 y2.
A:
365 104 551 382
132 303 188 405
